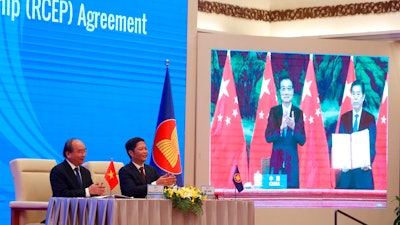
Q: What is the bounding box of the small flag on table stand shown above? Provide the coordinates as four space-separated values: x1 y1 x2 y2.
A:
232 165 244 194
104 160 119 195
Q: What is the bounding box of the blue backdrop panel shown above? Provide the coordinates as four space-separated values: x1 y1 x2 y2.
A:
0 0 187 223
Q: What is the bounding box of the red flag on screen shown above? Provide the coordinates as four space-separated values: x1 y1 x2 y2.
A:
249 52 277 183
373 80 387 190
331 56 356 188
210 51 248 188
299 54 331 188
104 160 118 190
335 56 356 133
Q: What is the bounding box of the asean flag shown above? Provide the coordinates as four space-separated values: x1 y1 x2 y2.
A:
150 66 183 186
232 165 244 192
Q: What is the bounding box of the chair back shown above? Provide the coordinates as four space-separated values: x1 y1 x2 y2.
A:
82 161 124 195
10 158 57 224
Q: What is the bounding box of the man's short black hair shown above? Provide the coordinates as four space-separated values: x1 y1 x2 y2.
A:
278 75 293 89
125 137 145 159
351 79 365 94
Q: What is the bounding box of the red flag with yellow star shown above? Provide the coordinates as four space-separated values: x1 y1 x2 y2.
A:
104 160 118 190
210 51 248 188
373 80 388 190
249 52 277 183
299 54 331 188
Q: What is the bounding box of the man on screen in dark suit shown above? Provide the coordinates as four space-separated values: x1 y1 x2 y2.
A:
265 76 306 188
336 80 376 189
119 137 176 198
50 138 106 197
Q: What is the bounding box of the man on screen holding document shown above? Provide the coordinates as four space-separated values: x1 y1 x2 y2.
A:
119 137 176 198
336 80 376 189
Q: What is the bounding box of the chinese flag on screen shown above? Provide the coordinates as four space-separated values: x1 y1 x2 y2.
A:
105 160 118 190
335 56 356 133
373 80 388 190
249 52 277 183
299 54 331 189
331 55 356 188
210 51 248 188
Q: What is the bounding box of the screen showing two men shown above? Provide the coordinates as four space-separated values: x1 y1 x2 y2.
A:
210 50 388 208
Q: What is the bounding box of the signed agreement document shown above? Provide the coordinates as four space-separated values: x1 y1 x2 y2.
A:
332 129 370 169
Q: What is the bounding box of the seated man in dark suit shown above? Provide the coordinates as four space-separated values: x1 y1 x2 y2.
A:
50 138 106 197
119 137 176 198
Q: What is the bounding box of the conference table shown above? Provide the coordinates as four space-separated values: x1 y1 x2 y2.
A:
45 197 254 225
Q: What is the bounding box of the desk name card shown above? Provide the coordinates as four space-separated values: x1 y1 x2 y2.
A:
201 185 215 199
146 185 165 199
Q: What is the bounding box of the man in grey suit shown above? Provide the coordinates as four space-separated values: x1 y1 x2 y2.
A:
50 138 106 197
119 137 176 198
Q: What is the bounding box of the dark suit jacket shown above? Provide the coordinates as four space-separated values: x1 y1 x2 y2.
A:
337 109 376 189
50 160 94 197
119 162 160 198
265 104 306 188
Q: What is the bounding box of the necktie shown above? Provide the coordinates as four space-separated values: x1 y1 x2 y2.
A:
74 167 83 188
139 167 146 182
353 114 359 132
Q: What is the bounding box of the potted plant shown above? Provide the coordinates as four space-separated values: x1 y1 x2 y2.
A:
394 196 400 225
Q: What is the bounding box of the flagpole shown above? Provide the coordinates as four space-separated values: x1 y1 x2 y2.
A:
108 158 114 198
166 59 169 67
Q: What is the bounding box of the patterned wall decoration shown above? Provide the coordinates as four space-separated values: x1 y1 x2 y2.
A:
198 0 400 22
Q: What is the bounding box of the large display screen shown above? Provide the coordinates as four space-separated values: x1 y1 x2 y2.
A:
210 50 388 208
0 0 187 222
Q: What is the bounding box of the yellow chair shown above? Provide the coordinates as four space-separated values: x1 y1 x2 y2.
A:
9 158 57 225
82 161 124 195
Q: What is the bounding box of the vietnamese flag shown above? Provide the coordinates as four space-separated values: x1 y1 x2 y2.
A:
249 52 277 183
299 54 331 188
150 65 183 186
210 51 248 188
104 160 118 190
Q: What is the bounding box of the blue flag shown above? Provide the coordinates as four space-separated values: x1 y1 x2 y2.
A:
232 165 244 192
150 67 183 186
